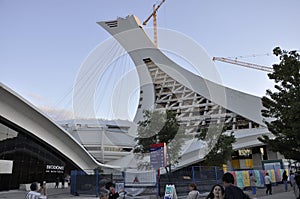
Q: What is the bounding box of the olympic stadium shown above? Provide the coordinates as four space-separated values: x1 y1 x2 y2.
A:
0 15 284 191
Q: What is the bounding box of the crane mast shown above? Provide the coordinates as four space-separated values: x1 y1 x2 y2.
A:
212 57 273 72
143 0 166 47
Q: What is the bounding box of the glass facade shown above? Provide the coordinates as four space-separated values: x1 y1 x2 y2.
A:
0 117 79 191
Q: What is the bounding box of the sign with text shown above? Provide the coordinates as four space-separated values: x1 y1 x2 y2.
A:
45 164 64 174
164 184 178 199
150 143 167 169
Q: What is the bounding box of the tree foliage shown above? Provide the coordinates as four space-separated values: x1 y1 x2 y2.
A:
134 110 187 166
259 47 300 161
197 124 235 167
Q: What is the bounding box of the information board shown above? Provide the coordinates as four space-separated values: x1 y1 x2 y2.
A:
150 143 167 169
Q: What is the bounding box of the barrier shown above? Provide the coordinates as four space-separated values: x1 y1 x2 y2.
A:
71 166 224 197
70 169 123 197
124 170 157 197
229 169 289 188
160 166 223 197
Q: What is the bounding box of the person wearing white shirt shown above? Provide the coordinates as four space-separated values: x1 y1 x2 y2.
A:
25 182 47 199
187 183 200 199
264 172 272 195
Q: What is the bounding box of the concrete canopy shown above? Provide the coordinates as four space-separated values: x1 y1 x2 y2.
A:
0 83 120 173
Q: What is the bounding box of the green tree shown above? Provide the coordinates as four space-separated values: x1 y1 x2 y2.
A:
197 124 235 167
259 47 300 161
134 110 187 167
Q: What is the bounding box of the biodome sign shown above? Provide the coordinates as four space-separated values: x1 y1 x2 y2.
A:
45 164 64 174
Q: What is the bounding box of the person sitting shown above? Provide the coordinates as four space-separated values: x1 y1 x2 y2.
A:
25 182 47 199
206 184 224 199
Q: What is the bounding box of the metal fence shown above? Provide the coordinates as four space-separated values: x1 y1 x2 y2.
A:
124 170 157 198
70 170 123 197
160 166 223 197
70 166 223 198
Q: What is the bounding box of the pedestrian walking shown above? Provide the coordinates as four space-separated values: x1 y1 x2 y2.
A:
206 184 224 199
282 170 288 192
290 171 297 197
222 172 250 199
55 177 59 188
295 171 300 199
61 176 65 189
264 172 272 195
186 183 200 199
249 172 257 199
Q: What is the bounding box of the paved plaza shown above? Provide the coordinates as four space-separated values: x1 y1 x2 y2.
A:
0 184 297 199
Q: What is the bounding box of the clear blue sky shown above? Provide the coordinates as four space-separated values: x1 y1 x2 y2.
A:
1 0 299 121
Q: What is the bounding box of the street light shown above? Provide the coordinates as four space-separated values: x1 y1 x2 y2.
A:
101 126 107 163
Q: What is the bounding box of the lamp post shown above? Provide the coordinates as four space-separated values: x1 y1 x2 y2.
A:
101 126 106 163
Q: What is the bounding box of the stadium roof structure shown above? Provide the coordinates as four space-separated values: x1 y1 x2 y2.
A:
97 15 266 127
97 15 272 169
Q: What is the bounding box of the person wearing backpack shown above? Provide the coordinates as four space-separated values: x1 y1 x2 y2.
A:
222 172 250 199
187 183 201 199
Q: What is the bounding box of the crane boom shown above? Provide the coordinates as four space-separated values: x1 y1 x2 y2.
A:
143 0 166 47
212 57 273 72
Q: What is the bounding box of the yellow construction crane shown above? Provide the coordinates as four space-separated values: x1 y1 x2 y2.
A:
143 0 166 47
212 57 273 72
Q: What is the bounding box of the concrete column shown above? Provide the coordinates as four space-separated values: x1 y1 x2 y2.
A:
226 158 233 171
249 121 252 129
252 153 262 170
267 147 278 160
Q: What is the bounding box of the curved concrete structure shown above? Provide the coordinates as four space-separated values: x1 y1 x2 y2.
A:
0 83 120 172
98 15 273 169
98 16 266 127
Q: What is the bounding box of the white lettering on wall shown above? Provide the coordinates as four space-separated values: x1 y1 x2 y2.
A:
46 165 64 171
